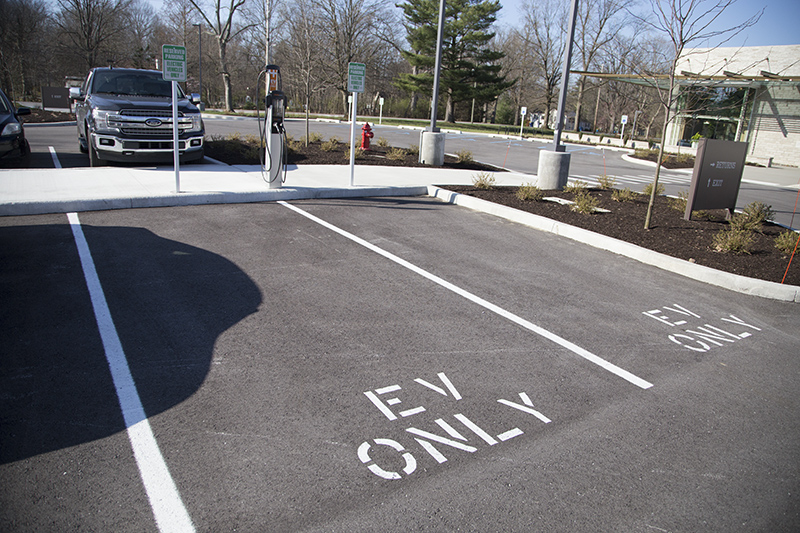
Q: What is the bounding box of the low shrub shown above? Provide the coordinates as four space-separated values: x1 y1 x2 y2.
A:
564 180 589 194
712 228 754 254
572 189 600 214
612 187 636 202
597 175 616 190
376 137 390 148
386 147 406 161
321 136 340 151
668 190 688 213
344 146 363 160
774 230 799 255
456 149 474 163
730 201 774 232
472 172 496 189
308 131 323 143
516 183 543 201
642 182 665 198
407 144 420 156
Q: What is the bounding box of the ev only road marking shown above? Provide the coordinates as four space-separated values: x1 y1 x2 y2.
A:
68 213 195 533
278 201 653 389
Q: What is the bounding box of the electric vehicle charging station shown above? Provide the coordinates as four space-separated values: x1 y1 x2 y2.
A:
263 65 286 188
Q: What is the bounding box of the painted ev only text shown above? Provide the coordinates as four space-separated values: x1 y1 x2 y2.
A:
358 372 550 480
643 304 762 352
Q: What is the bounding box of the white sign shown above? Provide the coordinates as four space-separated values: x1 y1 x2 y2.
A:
621 114 628 124
162 45 187 82
520 106 527 116
348 62 366 93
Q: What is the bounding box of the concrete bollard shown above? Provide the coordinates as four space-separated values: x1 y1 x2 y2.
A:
420 131 446 166
537 150 571 190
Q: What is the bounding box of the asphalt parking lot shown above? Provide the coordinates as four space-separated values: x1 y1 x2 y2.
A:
2 198 799 531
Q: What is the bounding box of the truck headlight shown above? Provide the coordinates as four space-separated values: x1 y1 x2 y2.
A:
188 114 203 133
92 109 113 130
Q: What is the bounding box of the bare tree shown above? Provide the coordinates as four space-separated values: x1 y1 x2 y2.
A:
187 0 256 112
519 0 567 128
316 0 393 117
0 0 49 98
124 0 157 69
573 0 630 131
277 0 322 144
55 0 133 71
630 0 762 229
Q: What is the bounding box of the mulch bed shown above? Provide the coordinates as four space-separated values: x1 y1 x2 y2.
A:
205 138 499 172
440 186 799 287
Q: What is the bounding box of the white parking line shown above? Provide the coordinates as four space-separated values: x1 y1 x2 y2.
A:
68 213 195 533
279 201 653 390
48 146 62 168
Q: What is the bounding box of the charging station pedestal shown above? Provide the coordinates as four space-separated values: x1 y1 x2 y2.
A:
267 132 284 188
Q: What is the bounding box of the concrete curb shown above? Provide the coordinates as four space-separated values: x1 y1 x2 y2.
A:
427 186 800 303
0 186 429 217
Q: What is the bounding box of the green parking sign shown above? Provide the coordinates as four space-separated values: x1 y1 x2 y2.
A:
348 62 366 93
162 45 187 82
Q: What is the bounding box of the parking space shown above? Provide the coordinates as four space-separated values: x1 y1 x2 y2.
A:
2 199 799 531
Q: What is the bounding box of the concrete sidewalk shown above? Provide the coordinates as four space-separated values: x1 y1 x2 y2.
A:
1 161 797 302
0 162 532 216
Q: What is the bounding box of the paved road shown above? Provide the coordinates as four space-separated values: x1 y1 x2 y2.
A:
2 200 798 531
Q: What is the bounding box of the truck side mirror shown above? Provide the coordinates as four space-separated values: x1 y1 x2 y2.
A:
69 87 84 101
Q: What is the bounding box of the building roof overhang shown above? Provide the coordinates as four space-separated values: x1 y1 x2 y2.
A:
571 70 800 90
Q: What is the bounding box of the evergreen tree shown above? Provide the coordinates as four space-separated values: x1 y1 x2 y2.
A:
397 0 513 122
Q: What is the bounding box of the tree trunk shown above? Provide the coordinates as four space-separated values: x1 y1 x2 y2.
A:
574 76 586 132
644 78 675 230
218 40 234 112
445 91 454 122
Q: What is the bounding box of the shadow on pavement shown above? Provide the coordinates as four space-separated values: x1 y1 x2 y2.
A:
0 222 262 464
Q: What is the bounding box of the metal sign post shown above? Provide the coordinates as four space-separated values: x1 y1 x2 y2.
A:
162 44 187 193
520 106 527 138
348 62 366 186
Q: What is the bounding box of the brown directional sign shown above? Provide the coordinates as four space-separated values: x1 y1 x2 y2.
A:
684 139 748 220
41 87 70 111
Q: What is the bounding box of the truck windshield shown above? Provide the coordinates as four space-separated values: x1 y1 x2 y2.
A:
91 71 186 98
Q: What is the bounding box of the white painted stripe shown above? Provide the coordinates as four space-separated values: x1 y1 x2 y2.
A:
49 146 62 168
399 406 427 417
435 419 468 441
415 438 448 463
497 428 524 441
68 213 195 533
364 390 397 420
454 414 497 445
279 201 653 389
437 372 462 400
498 399 552 424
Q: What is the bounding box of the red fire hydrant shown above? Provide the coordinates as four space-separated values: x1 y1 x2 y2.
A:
361 123 374 150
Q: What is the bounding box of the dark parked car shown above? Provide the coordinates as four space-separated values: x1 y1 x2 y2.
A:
70 67 204 166
0 88 30 161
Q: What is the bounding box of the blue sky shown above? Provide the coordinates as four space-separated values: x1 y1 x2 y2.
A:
149 0 797 48
495 0 799 47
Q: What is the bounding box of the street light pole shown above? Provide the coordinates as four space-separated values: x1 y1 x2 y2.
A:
193 23 202 107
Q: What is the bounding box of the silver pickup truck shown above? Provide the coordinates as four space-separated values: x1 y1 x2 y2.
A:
70 67 204 166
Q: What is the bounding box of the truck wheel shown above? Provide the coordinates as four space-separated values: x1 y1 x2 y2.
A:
88 143 105 167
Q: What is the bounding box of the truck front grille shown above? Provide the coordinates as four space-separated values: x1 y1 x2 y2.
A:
116 108 194 136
